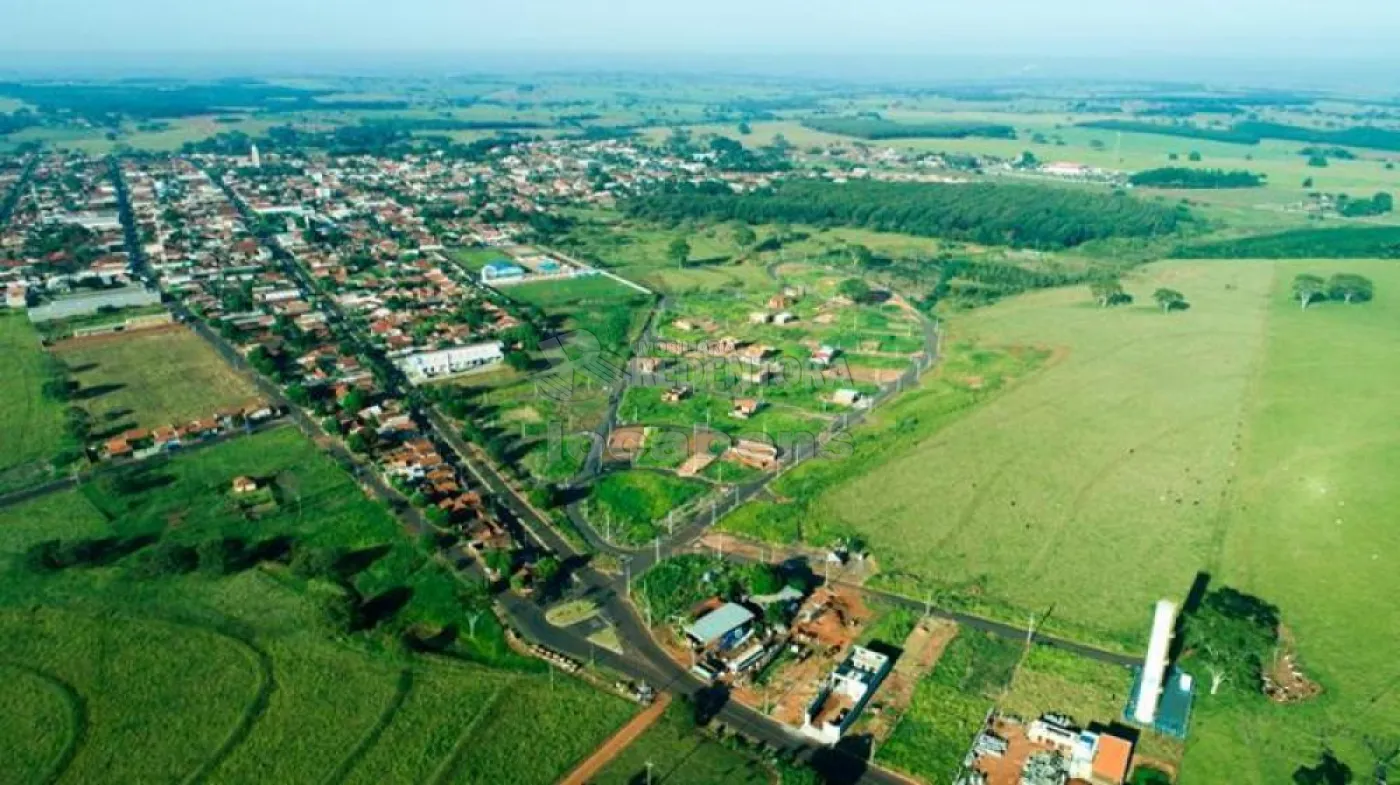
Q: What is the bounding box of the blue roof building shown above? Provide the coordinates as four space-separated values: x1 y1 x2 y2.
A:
482 259 526 281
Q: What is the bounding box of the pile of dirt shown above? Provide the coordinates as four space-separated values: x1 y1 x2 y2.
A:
1264 627 1322 704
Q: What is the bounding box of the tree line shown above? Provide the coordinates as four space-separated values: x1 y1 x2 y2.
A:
621 179 1190 250
1174 225 1400 259
800 116 1017 140
1130 167 1266 189
1081 118 1400 153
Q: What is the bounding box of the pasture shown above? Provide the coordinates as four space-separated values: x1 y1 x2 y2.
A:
726 258 1400 780
54 326 261 431
0 314 67 474
0 428 637 784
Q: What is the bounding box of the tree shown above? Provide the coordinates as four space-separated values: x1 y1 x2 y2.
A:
341 388 368 414
290 544 345 580
1188 150 1203 162
533 555 562 585
1184 587 1279 697
321 588 360 634
1152 288 1187 313
1089 278 1125 308
346 429 370 454
134 541 197 578
847 243 874 269
667 237 691 268
1302 177 1314 188
737 121 752 136
1293 274 1327 310
745 563 785 596
196 538 232 575
483 548 513 577
837 277 871 303
1307 155 1330 168
732 224 757 248
505 350 531 372
1326 273 1374 304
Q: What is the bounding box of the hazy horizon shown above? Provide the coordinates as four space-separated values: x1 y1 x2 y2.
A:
2 0 1399 88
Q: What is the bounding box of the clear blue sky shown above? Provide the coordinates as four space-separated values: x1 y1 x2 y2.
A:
2 0 1397 79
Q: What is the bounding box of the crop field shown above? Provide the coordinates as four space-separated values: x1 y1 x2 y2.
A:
0 428 637 785
54 326 261 432
0 314 66 483
592 701 773 785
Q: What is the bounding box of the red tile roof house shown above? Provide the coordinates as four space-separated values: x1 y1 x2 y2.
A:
152 426 183 450
105 438 134 459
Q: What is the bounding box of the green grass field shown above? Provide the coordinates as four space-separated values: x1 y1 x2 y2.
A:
592 700 773 785
586 469 708 545
0 427 637 784
55 327 262 432
811 262 1280 648
723 258 1400 780
501 273 649 308
879 629 1020 782
0 314 67 488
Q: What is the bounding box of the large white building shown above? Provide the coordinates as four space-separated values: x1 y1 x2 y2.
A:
395 342 504 384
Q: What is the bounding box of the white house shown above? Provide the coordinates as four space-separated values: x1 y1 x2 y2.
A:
801 646 890 745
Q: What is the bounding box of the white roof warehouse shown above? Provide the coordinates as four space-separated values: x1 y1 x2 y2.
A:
395 342 504 385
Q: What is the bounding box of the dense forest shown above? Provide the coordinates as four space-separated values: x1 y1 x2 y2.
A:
801 117 1017 140
622 179 1189 249
1234 121 1400 152
1081 118 1400 152
1129 167 1266 188
1175 225 1400 259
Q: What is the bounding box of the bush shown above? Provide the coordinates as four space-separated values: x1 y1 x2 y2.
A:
132 541 197 578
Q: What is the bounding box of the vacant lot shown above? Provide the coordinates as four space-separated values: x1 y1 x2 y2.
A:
0 314 66 482
587 469 708 545
54 326 260 432
0 428 637 785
